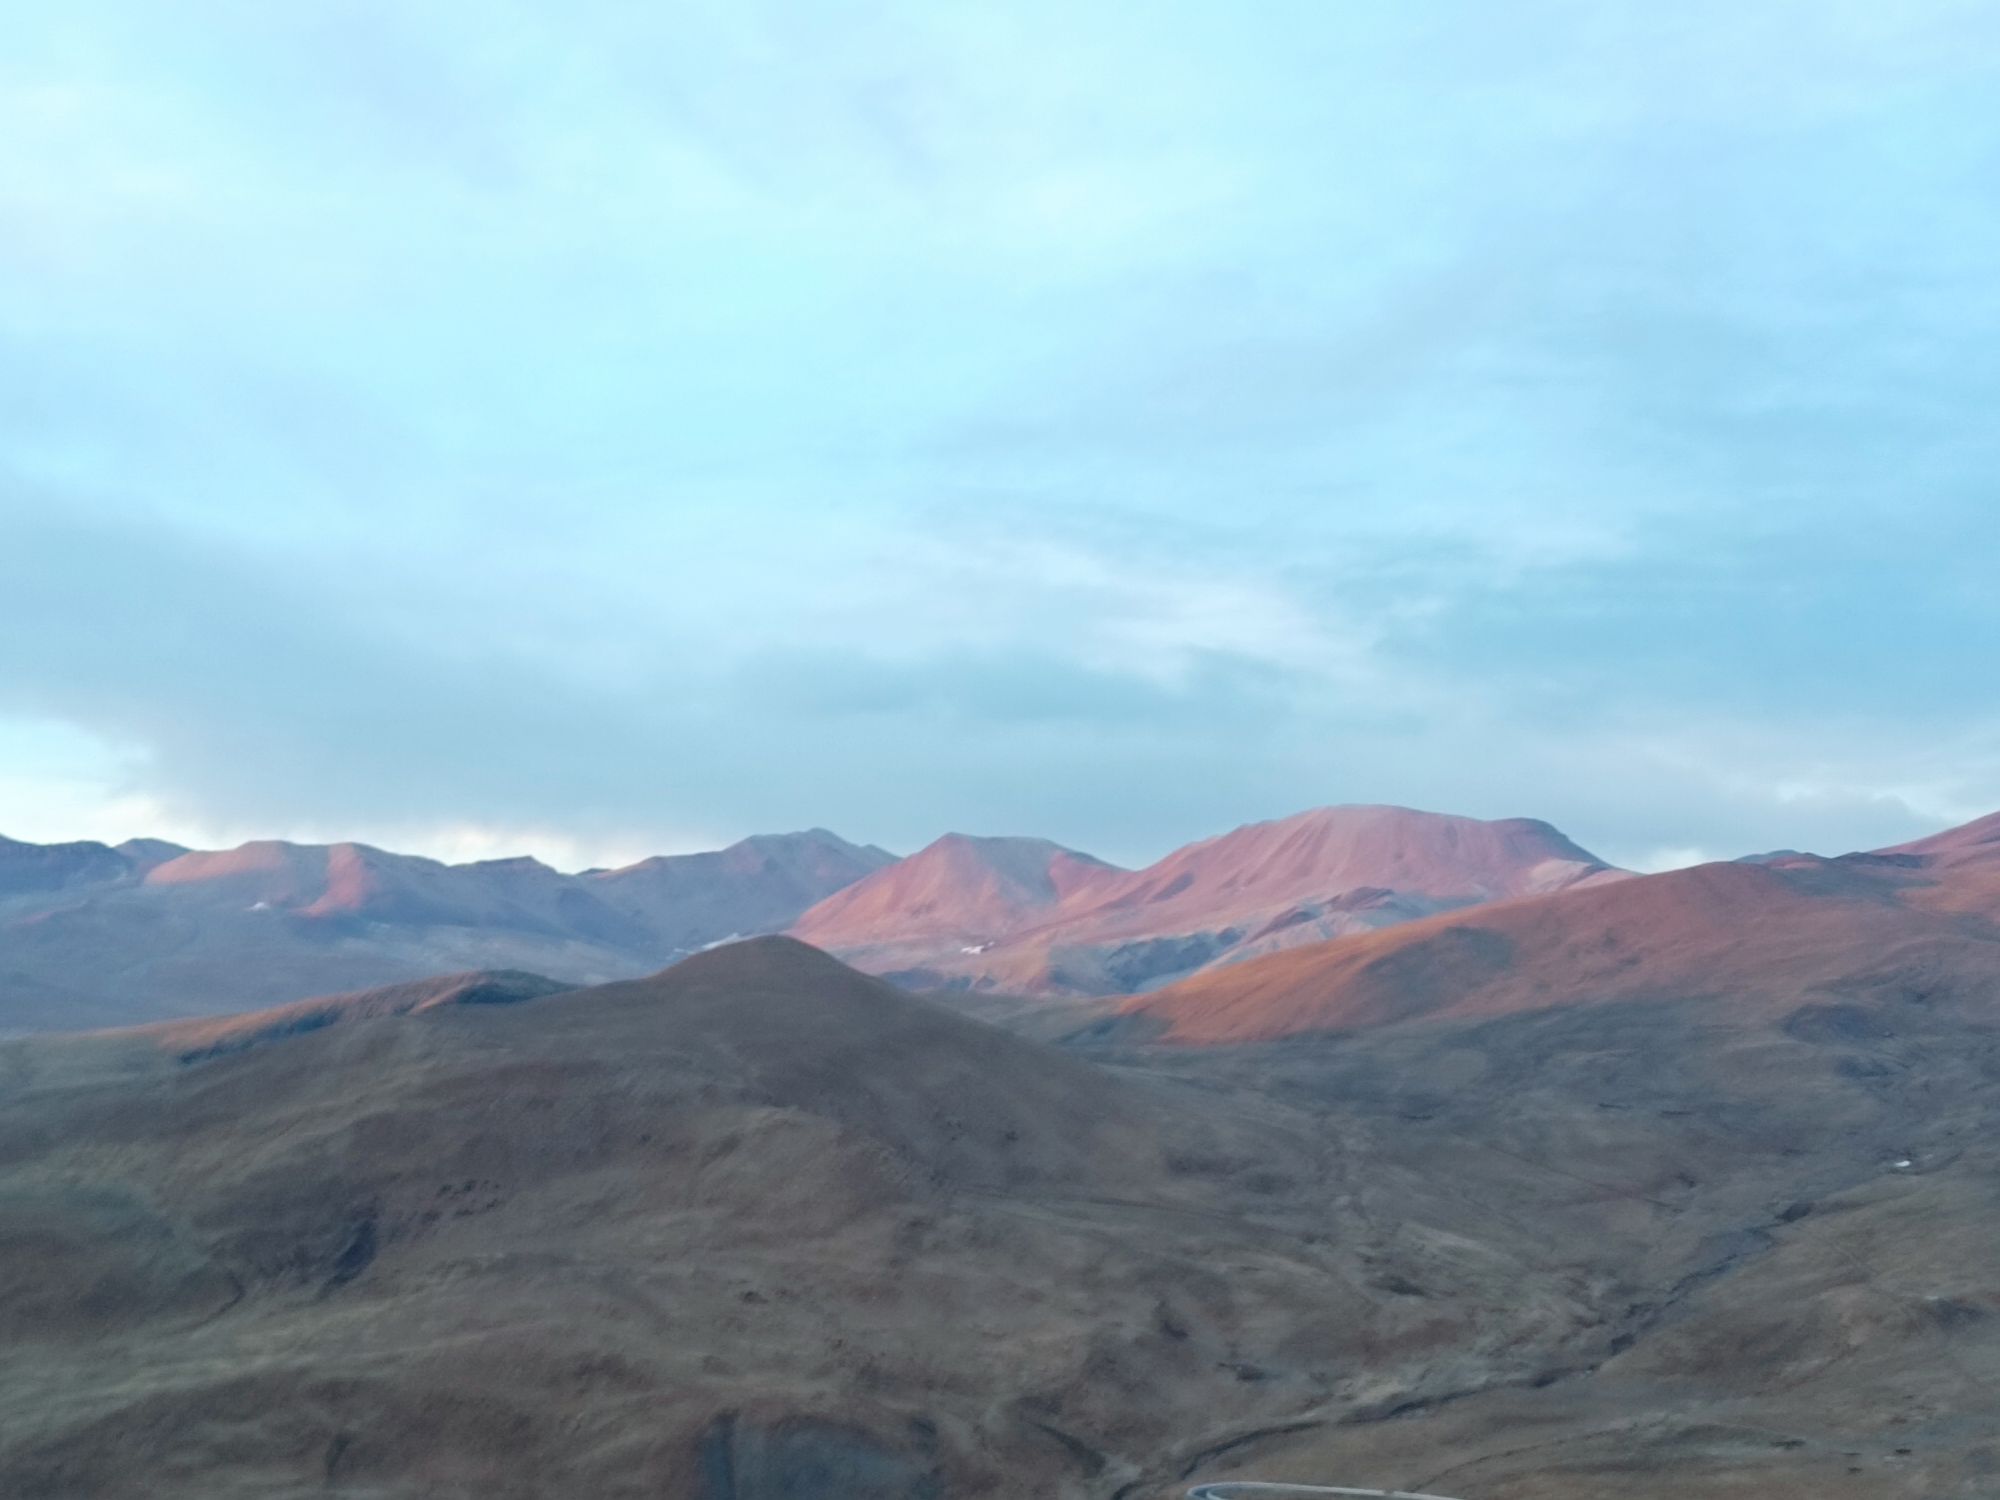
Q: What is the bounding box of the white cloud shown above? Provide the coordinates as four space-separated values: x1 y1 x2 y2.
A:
0 715 709 868
4 2 2000 867
1628 846 1715 873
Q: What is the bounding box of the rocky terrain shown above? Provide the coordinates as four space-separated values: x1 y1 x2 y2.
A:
0 939 1587 1499
8 797 2000 1497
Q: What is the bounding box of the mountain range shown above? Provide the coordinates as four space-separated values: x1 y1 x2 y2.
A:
1119 803 2000 1043
794 804 1624 993
0 828 892 1031
9 786 2000 1497
0 804 1625 1032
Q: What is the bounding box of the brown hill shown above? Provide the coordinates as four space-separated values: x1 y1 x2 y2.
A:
1101 965 2000 1499
1121 812 2000 1045
140 970 573 1060
1067 811 2000 1494
12 930 2000 1496
0 938 1604 1499
796 805 1622 996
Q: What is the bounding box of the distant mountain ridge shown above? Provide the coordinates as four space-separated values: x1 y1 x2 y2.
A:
50 800 1992 1031
0 806 1634 1028
790 804 1626 996
0 834 150 896
0 828 892 1031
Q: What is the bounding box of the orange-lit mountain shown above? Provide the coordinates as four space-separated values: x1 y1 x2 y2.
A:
1877 807 2000 914
0 829 890 1032
788 833 1125 974
793 805 1623 995
1118 810 2000 1044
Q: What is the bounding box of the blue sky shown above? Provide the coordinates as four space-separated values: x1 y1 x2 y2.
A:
3 1 1998 871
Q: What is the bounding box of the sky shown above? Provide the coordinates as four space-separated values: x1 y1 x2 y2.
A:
3 1 1999 873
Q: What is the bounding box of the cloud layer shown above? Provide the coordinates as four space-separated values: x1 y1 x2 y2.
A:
4 1 1999 866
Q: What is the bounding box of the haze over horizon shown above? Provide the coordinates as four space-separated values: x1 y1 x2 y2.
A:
6 2 1999 872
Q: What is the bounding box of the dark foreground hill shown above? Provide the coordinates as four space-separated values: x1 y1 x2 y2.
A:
0 939 1598 1499
9 919 2000 1498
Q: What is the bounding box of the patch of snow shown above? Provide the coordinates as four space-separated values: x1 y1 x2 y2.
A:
960 942 992 955
699 933 746 952
1893 1158 1914 1170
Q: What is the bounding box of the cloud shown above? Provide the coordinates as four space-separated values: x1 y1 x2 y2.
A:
3 2 2000 865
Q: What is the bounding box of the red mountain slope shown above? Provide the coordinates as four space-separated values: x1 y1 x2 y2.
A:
789 834 1123 968
795 805 1622 995
1123 813 2000 1044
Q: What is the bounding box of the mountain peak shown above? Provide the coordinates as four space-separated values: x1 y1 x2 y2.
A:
788 804 1621 996
1080 803 1615 924
0 834 134 896
789 833 1121 959
649 932 864 991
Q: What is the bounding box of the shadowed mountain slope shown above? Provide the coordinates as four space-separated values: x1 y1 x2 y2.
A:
0 938 1620 1500
0 834 136 896
0 829 890 1032
582 829 898 950
10 924 2000 1496
140 970 573 1060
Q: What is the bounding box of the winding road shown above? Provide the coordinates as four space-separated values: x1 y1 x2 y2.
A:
1188 1485 1469 1499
